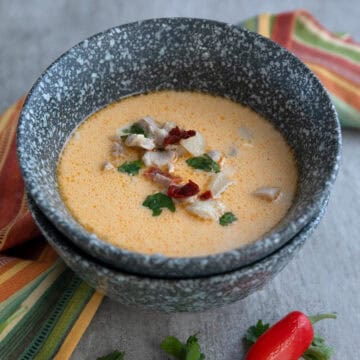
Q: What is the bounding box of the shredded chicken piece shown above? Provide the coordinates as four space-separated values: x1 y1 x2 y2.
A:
221 163 235 177
142 150 176 167
206 150 222 162
180 131 206 156
144 167 182 186
137 116 158 132
152 173 173 187
177 195 197 205
165 144 187 157
186 200 226 220
208 173 233 198
168 162 175 173
163 121 176 132
228 146 238 157
125 134 155 150
238 126 254 146
253 187 281 201
137 116 170 146
111 140 125 158
103 161 115 171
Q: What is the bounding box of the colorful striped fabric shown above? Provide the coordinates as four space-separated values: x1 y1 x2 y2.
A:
0 9 358 360
0 100 103 359
242 10 360 128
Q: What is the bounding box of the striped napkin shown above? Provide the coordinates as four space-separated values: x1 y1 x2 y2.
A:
0 100 103 359
0 9 359 360
242 10 360 128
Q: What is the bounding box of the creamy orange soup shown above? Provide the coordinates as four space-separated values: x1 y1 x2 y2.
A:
58 91 297 257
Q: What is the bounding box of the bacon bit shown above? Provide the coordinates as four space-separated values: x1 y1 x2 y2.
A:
163 126 196 146
199 190 212 200
144 167 182 184
167 180 200 199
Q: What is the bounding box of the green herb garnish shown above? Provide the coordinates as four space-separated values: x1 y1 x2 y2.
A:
142 192 175 216
245 320 270 345
123 124 147 136
160 334 205 360
186 154 220 173
219 212 237 226
97 350 125 360
302 334 334 360
118 160 143 176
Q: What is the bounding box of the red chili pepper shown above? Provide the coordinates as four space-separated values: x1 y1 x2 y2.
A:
245 311 336 360
199 190 212 200
167 180 200 198
163 126 196 146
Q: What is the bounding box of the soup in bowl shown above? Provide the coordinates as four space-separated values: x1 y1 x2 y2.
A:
17 18 340 277
58 91 298 258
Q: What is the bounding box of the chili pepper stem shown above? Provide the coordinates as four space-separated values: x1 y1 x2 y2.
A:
308 313 337 324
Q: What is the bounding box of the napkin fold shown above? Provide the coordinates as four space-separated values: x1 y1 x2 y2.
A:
0 100 103 359
0 9 359 360
241 10 360 128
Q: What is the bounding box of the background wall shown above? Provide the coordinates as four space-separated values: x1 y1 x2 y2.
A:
1 0 359 113
1 1 359 359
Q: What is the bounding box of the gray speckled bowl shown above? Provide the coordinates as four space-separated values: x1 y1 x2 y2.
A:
17 18 340 278
27 194 327 312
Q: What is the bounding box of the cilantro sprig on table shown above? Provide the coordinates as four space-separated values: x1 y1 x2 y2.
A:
118 160 143 176
96 334 205 360
142 192 176 216
186 154 220 173
245 320 270 345
161 334 205 360
302 334 334 360
97 316 335 360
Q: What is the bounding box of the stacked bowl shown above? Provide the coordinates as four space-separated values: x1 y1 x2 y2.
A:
17 18 340 312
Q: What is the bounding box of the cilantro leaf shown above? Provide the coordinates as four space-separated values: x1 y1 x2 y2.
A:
143 193 176 216
123 123 147 136
97 350 125 360
186 154 220 173
118 160 143 176
245 320 270 345
185 335 205 360
160 336 185 358
302 334 334 360
160 334 205 360
219 212 237 226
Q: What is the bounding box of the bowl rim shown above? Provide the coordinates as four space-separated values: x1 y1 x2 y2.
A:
27 193 326 283
17 17 341 278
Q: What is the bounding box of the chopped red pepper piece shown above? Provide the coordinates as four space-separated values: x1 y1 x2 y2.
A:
163 126 196 146
167 180 200 198
144 167 182 184
199 190 212 200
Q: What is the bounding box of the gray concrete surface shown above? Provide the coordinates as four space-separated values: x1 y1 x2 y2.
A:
1 1 359 359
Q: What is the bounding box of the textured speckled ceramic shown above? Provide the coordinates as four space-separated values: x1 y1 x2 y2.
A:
27 194 327 312
17 18 340 278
